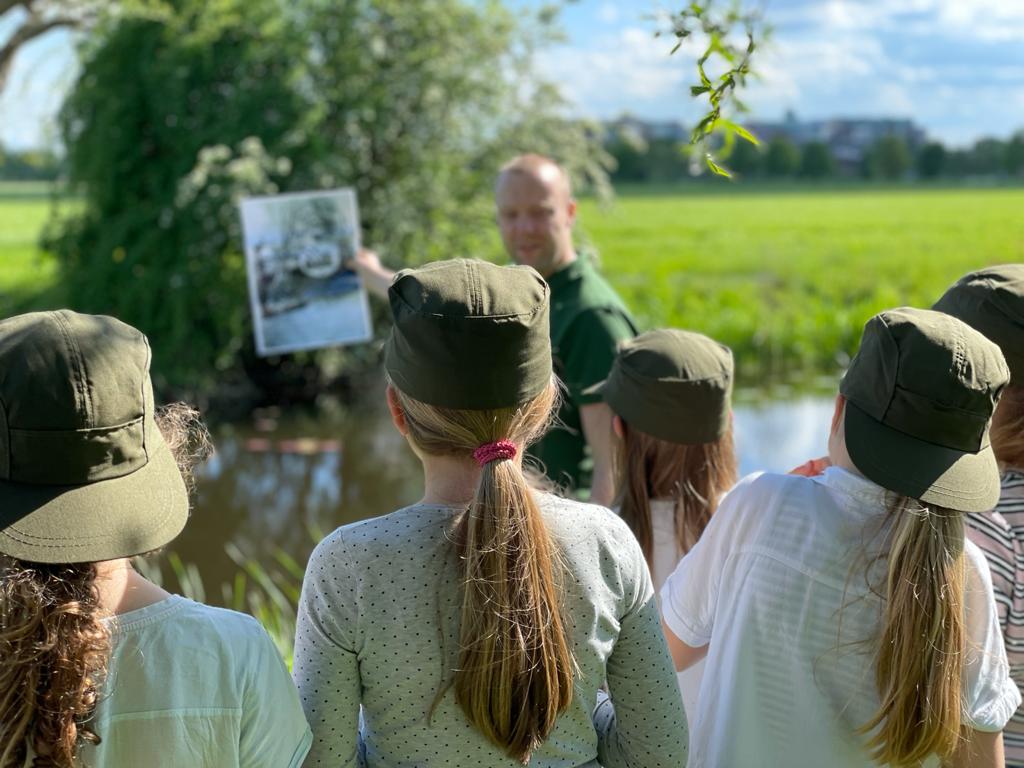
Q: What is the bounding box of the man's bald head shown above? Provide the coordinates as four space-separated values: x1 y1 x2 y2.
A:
496 154 573 199
494 154 577 277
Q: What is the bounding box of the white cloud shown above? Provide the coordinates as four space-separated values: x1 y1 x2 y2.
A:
538 25 695 115
929 0 1024 41
775 0 1024 41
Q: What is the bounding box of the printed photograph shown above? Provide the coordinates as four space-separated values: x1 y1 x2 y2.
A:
239 188 373 355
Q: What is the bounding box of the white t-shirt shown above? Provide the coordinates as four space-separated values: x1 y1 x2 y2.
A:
661 467 1022 768
649 498 705 732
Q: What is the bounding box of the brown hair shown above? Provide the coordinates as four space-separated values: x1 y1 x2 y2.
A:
992 383 1024 471
854 495 966 765
392 380 574 764
614 420 738 569
0 403 210 768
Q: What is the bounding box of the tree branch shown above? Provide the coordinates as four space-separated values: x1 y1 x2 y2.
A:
0 13 79 93
0 0 31 16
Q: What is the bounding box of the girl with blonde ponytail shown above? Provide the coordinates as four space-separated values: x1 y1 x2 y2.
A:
294 260 688 766
660 308 1020 767
0 311 311 768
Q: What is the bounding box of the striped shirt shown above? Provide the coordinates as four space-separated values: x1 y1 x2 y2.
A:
967 470 1024 767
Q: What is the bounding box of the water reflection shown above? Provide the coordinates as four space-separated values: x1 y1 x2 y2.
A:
165 386 836 601
734 395 835 477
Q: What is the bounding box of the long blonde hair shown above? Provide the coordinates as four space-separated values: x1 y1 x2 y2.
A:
614 420 737 569
992 383 1024 471
393 380 575 764
856 495 966 765
0 404 210 768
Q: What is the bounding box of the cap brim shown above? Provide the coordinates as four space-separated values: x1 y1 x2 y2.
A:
0 440 189 564
582 379 607 398
844 401 1000 513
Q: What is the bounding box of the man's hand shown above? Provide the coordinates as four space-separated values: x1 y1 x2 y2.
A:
788 457 831 477
346 248 395 299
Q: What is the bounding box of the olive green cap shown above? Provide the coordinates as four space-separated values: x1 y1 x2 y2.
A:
383 259 552 410
840 307 1008 513
932 264 1024 382
0 310 189 564
585 329 734 444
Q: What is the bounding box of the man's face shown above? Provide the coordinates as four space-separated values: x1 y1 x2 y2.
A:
494 167 576 277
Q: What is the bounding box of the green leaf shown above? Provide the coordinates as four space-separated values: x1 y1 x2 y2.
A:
706 155 733 178
697 58 712 87
720 118 760 146
690 85 711 96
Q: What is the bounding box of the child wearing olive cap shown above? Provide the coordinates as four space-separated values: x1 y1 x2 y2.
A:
661 308 1019 767
587 328 738 725
293 260 688 767
0 311 311 768
934 264 1024 767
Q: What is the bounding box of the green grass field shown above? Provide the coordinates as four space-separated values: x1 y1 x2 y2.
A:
579 186 1024 381
0 182 74 317
3 183 1023 383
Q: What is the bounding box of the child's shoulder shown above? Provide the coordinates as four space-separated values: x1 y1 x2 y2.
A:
535 493 655 574
114 597 278 666
307 504 461 578
537 492 633 538
713 471 827 533
720 470 785 508
171 598 273 647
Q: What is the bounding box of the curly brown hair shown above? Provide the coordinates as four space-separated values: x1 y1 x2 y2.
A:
0 562 110 768
0 403 211 768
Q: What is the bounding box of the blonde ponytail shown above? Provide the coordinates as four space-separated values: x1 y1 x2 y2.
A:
394 380 575 763
858 496 966 765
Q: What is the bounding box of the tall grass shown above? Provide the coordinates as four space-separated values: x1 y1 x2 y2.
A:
6 182 1023 381
0 183 79 316
580 186 1024 382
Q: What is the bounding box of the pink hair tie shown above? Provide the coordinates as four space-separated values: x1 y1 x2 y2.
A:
473 440 517 467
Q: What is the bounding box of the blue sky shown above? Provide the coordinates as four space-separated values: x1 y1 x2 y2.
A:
2 0 1023 151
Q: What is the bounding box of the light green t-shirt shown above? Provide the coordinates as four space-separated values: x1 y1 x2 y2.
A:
73 595 311 768
293 492 688 767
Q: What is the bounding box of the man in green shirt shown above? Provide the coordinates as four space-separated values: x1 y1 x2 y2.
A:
492 155 637 502
351 155 636 503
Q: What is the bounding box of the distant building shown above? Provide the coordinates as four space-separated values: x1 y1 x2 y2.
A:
606 115 690 143
747 112 926 172
605 112 927 173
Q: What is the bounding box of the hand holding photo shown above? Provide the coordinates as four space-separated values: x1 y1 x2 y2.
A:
240 189 373 356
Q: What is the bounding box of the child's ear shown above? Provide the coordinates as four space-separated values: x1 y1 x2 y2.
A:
386 385 409 435
612 413 625 439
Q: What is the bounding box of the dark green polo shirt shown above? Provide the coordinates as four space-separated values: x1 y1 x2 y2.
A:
529 256 638 493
